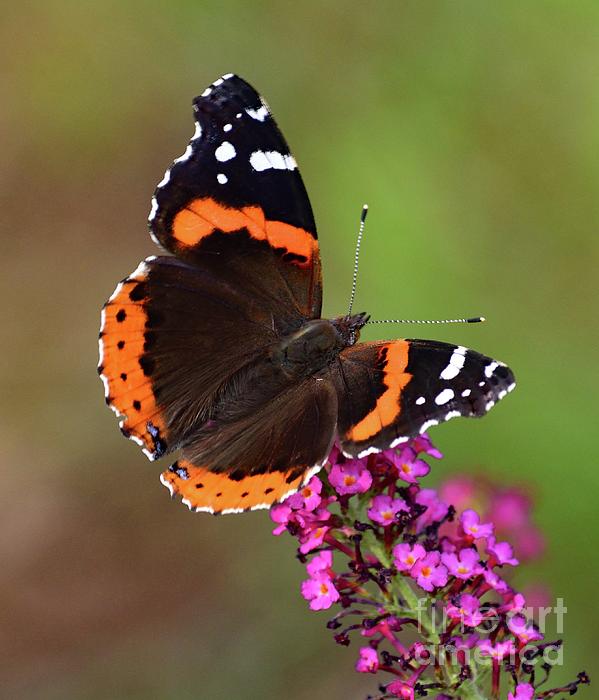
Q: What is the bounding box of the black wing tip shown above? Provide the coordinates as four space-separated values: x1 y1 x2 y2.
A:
193 73 261 112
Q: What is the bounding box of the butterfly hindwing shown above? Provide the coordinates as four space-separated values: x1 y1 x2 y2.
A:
160 461 311 515
334 339 516 458
161 378 338 514
148 73 322 320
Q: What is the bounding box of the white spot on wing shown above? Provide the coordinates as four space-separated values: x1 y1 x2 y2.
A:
435 388 455 405
192 122 202 140
461 388 471 397
249 151 271 171
249 502 272 512
160 473 175 497
356 445 381 459
485 361 499 378
444 410 461 421
195 505 215 514
157 169 171 188
421 419 439 432
485 400 496 411
130 260 149 281
148 197 159 221
249 150 297 172
302 462 326 485
440 345 467 380
141 446 156 461
99 371 110 398
223 123 232 132
217 173 228 184
215 141 236 162
108 280 124 303
174 144 193 164
246 104 270 121
415 396 426 406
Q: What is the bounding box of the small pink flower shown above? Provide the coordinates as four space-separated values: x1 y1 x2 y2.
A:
286 476 322 511
414 489 449 532
410 433 443 459
507 615 543 644
299 523 330 554
487 537 519 566
482 567 510 594
386 680 415 699
368 494 408 527
409 641 431 664
499 592 526 614
478 638 516 660
301 574 340 611
329 459 373 495
306 550 333 577
441 547 483 580
508 683 536 700
393 542 426 572
460 509 494 540
270 503 293 535
446 594 484 628
389 447 431 483
411 551 448 592
355 646 379 673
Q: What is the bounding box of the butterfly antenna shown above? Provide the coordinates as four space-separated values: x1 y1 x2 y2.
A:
368 316 486 325
348 204 368 316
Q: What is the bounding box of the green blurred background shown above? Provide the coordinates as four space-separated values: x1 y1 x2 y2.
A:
2 2 598 698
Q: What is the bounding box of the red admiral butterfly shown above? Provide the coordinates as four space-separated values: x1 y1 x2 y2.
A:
99 74 515 515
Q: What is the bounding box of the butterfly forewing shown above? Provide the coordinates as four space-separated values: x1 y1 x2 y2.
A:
334 339 516 458
148 74 322 320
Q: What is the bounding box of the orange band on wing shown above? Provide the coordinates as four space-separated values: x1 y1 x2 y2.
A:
347 341 412 443
172 197 317 263
99 272 167 458
161 460 311 514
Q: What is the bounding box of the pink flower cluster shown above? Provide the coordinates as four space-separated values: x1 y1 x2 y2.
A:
270 435 589 700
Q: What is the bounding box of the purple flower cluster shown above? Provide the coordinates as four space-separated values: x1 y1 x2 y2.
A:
271 436 589 699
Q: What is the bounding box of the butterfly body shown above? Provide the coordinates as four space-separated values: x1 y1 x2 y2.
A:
99 74 515 514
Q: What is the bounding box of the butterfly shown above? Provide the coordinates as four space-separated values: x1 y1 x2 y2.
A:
98 73 515 515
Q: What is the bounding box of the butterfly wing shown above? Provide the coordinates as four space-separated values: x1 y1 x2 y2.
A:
99 75 332 510
148 73 322 320
99 255 285 459
160 377 338 514
334 339 516 458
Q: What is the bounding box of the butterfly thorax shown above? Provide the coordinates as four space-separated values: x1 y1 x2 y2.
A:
271 313 370 380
